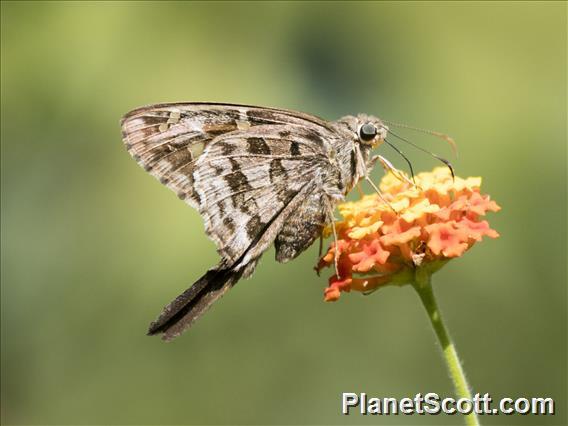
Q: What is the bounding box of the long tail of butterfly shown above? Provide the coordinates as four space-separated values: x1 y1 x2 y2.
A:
147 264 245 341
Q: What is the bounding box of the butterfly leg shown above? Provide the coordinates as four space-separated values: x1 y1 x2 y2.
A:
370 154 416 187
356 182 365 199
325 203 341 278
364 176 397 213
315 234 324 276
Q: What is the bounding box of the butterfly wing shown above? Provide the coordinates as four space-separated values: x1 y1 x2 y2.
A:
274 189 328 263
193 123 338 266
121 103 343 265
120 102 332 208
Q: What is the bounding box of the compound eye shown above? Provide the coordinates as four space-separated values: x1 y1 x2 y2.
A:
359 123 378 142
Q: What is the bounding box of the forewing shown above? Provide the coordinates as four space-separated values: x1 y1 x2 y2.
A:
120 102 332 208
193 124 337 264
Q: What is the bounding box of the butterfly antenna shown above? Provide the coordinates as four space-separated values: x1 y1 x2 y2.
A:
384 139 416 184
388 130 455 180
383 120 458 158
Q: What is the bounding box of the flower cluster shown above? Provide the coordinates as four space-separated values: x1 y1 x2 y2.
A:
317 167 501 301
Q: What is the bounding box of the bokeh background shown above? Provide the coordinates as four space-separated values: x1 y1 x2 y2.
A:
1 2 566 425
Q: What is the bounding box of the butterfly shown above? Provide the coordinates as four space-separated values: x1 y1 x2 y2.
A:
121 102 412 341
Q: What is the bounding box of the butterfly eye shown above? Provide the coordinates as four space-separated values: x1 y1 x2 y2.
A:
359 123 378 142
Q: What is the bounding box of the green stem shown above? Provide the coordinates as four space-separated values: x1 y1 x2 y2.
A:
412 268 480 426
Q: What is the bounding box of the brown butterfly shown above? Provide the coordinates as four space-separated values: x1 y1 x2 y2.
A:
121 102 452 341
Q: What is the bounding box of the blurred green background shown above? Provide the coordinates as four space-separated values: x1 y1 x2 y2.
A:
1 1 566 425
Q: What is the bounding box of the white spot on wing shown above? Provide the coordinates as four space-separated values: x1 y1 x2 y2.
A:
237 120 251 131
190 142 205 159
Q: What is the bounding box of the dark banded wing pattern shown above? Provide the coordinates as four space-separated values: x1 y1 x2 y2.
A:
121 103 343 265
120 103 334 209
193 124 338 264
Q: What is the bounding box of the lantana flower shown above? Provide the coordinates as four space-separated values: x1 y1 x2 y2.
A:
317 166 500 426
317 167 500 302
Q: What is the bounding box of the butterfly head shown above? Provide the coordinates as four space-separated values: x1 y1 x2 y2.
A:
356 114 388 148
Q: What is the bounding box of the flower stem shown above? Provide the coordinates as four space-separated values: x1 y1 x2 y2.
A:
412 268 480 426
